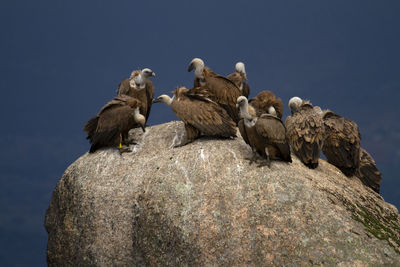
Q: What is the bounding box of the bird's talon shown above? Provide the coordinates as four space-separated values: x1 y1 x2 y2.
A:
119 145 132 154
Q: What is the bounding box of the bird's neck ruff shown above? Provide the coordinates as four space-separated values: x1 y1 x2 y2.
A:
235 62 247 78
130 74 146 89
244 117 257 127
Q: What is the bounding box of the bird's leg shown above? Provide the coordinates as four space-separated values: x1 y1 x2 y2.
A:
258 147 271 168
247 148 259 165
119 146 132 154
121 132 138 145
121 133 129 145
118 134 132 154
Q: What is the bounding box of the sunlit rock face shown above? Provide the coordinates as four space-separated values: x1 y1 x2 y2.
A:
45 121 400 266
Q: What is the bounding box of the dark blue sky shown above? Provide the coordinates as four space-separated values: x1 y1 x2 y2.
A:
1 1 399 266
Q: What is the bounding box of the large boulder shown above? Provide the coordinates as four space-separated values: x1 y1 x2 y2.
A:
45 121 400 266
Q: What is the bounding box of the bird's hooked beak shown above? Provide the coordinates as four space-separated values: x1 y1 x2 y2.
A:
187 62 195 72
151 72 156 77
236 103 240 108
153 98 161 103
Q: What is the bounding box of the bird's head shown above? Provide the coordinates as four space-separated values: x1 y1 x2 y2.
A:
235 62 246 74
187 58 204 72
267 106 277 116
236 96 248 108
141 68 156 78
153 94 173 106
288 96 303 115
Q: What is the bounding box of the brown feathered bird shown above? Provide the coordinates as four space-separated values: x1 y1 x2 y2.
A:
322 110 361 176
248 91 284 119
226 62 250 98
285 97 325 169
84 95 146 153
116 68 155 124
236 96 292 167
153 86 237 147
187 58 241 123
357 148 382 193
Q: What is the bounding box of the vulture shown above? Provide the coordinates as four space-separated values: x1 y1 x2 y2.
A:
226 62 250 98
285 97 325 169
84 95 146 153
116 68 155 123
357 148 382 193
236 96 292 167
188 58 241 123
153 86 237 147
322 110 361 176
248 91 284 119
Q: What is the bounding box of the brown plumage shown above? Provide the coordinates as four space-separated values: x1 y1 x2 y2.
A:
237 96 292 166
226 62 250 98
357 148 382 193
322 110 361 176
248 91 284 119
83 95 146 153
285 97 324 169
188 58 242 123
153 86 237 147
116 68 155 123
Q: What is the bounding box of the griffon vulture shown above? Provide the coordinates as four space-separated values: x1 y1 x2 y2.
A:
153 86 236 147
188 58 241 123
322 110 361 176
84 95 146 153
357 148 382 193
116 68 155 123
285 97 324 169
226 62 250 98
248 91 284 119
236 96 292 167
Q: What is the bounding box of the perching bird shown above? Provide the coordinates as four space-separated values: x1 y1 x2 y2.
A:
357 148 382 193
188 58 241 123
226 62 250 98
117 68 155 123
236 96 292 167
322 110 361 176
285 97 325 169
84 95 146 153
248 91 284 119
153 86 236 147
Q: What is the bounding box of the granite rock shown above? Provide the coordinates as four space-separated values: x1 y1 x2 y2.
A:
45 121 400 266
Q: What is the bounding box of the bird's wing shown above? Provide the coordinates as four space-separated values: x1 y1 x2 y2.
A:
226 72 242 88
257 114 291 161
255 114 287 143
238 119 250 146
98 95 140 115
357 148 382 193
323 112 360 171
116 79 131 96
145 80 154 121
171 94 236 137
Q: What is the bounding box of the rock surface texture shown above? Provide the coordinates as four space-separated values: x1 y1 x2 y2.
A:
45 121 400 266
